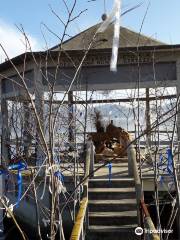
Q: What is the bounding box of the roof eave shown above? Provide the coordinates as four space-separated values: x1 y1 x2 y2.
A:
0 44 180 72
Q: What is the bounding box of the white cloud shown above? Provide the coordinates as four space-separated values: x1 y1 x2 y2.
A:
0 19 40 63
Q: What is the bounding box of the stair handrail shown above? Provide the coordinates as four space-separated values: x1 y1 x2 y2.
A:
70 140 93 240
127 138 142 205
127 137 160 240
84 140 93 196
127 138 143 229
140 199 160 240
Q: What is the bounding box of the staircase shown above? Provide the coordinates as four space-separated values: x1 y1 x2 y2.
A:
86 160 140 240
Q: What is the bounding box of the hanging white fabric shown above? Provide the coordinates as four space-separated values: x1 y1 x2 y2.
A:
97 0 122 72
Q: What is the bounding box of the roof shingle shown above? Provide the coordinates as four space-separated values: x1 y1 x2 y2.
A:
52 23 166 51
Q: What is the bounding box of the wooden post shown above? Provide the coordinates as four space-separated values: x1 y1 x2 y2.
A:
68 91 74 151
34 66 45 167
0 81 6 239
89 142 94 178
176 59 180 239
1 98 10 166
146 88 151 147
23 102 31 159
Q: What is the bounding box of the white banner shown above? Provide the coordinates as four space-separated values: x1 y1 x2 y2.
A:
97 0 122 72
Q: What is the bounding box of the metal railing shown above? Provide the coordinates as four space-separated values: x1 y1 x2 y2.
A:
70 140 94 240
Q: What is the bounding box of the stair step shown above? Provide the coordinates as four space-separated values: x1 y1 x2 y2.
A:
93 174 129 179
95 156 128 164
89 199 137 212
89 187 136 200
87 225 140 240
89 187 135 192
89 211 137 217
94 163 128 167
89 211 138 226
86 232 140 240
89 178 134 188
89 224 138 231
89 199 136 204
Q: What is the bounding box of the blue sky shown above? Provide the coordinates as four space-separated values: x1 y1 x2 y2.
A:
0 0 180 59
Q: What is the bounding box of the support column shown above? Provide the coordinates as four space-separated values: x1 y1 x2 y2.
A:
68 91 75 151
145 88 151 147
34 66 45 167
177 59 180 142
176 59 180 239
0 80 6 239
23 102 31 160
1 98 10 166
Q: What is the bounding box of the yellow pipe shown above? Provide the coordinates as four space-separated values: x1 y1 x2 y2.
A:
70 197 88 240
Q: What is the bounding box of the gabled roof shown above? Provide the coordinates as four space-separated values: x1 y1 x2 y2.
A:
52 22 166 51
